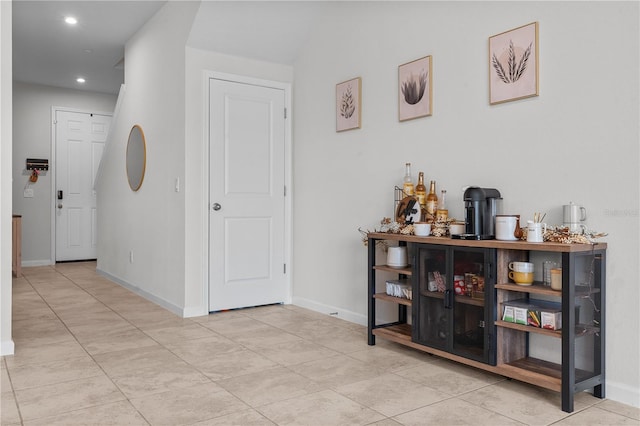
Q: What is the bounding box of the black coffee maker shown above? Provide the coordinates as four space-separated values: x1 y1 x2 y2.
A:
453 187 502 240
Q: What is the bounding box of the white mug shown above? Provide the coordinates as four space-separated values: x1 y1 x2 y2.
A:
414 222 431 237
508 261 534 272
527 222 547 243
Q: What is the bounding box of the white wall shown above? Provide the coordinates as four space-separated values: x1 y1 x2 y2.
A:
95 1 199 314
291 1 639 407
183 47 293 316
1 0 14 356
11 82 116 265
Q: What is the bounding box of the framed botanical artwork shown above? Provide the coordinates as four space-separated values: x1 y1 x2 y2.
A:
489 22 539 105
336 77 361 132
398 55 432 122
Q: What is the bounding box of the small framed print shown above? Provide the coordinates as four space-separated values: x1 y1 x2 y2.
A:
489 22 539 105
398 55 432 122
336 77 361 132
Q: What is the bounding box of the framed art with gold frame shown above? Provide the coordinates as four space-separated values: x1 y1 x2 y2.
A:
489 22 539 105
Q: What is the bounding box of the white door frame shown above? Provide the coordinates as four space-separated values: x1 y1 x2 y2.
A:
202 71 293 312
50 106 112 264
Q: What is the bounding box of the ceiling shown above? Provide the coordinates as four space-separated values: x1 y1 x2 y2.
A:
13 1 167 95
12 1 328 96
187 1 327 66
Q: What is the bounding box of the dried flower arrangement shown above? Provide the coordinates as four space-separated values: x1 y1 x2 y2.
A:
358 217 408 250
358 216 461 249
518 226 607 244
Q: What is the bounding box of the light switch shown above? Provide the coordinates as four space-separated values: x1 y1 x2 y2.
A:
24 188 34 198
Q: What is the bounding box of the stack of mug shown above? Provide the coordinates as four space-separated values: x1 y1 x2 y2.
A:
508 261 534 286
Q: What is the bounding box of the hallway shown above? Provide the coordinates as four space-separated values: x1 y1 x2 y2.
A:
2 263 638 425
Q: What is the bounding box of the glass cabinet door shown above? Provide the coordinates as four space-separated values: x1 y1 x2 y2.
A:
451 248 492 363
565 249 605 404
413 245 449 351
412 244 495 364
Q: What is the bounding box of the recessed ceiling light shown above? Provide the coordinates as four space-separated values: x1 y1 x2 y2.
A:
76 77 86 84
65 16 78 25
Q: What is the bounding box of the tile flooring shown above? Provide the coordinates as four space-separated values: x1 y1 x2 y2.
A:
2 262 639 425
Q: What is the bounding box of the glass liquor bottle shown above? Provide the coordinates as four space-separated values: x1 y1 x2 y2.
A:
436 189 448 221
426 180 438 221
415 172 427 209
403 163 414 197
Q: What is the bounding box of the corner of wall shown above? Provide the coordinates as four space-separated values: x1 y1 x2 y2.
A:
0 0 14 356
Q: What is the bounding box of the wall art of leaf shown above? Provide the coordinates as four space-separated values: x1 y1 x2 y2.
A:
492 40 532 84
401 70 428 105
340 85 355 119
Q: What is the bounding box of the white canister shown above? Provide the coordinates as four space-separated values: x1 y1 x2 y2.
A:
449 222 465 236
495 215 519 241
526 222 547 243
387 246 408 267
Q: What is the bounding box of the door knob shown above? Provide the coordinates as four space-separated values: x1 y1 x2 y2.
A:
212 203 222 211
57 203 63 209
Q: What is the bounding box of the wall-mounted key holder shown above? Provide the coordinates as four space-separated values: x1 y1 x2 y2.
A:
29 169 40 182
26 158 49 171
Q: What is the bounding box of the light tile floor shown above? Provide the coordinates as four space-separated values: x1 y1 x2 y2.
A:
2 262 638 425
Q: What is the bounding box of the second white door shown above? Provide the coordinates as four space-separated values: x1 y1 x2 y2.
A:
209 78 288 312
55 110 111 261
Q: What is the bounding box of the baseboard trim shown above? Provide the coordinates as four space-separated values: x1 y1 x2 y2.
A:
292 296 367 326
1 339 15 356
606 380 640 408
96 268 184 318
183 306 208 318
21 259 53 267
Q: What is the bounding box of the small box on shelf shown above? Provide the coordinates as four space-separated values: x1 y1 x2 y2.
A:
502 299 562 330
386 279 412 300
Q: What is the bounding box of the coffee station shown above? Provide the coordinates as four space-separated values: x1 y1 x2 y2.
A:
366 171 607 413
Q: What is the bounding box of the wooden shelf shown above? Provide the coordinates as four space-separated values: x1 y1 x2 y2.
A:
420 290 485 307
374 292 412 306
496 282 601 298
495 320 561 338
575 324 601 337
495 357 596 393
456 294 484 307
373 323 412 343
495 357 562 392
373 264 412 276
367 232 607 253
495 321 600 338
496 282 560 296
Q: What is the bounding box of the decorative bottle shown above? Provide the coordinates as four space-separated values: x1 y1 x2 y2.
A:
436 189 448 221
415 172 426 209
426 180 438 220
402 163 414 197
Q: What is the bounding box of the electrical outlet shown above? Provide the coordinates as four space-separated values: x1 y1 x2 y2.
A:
23 188 34 198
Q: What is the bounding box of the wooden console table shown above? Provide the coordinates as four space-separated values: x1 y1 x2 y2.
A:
368 232 606 413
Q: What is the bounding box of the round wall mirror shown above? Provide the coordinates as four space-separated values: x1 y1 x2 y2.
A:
126 125 146 191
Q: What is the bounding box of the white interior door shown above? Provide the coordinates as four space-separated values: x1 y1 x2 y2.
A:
55 110 111 261
209 78 287 312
